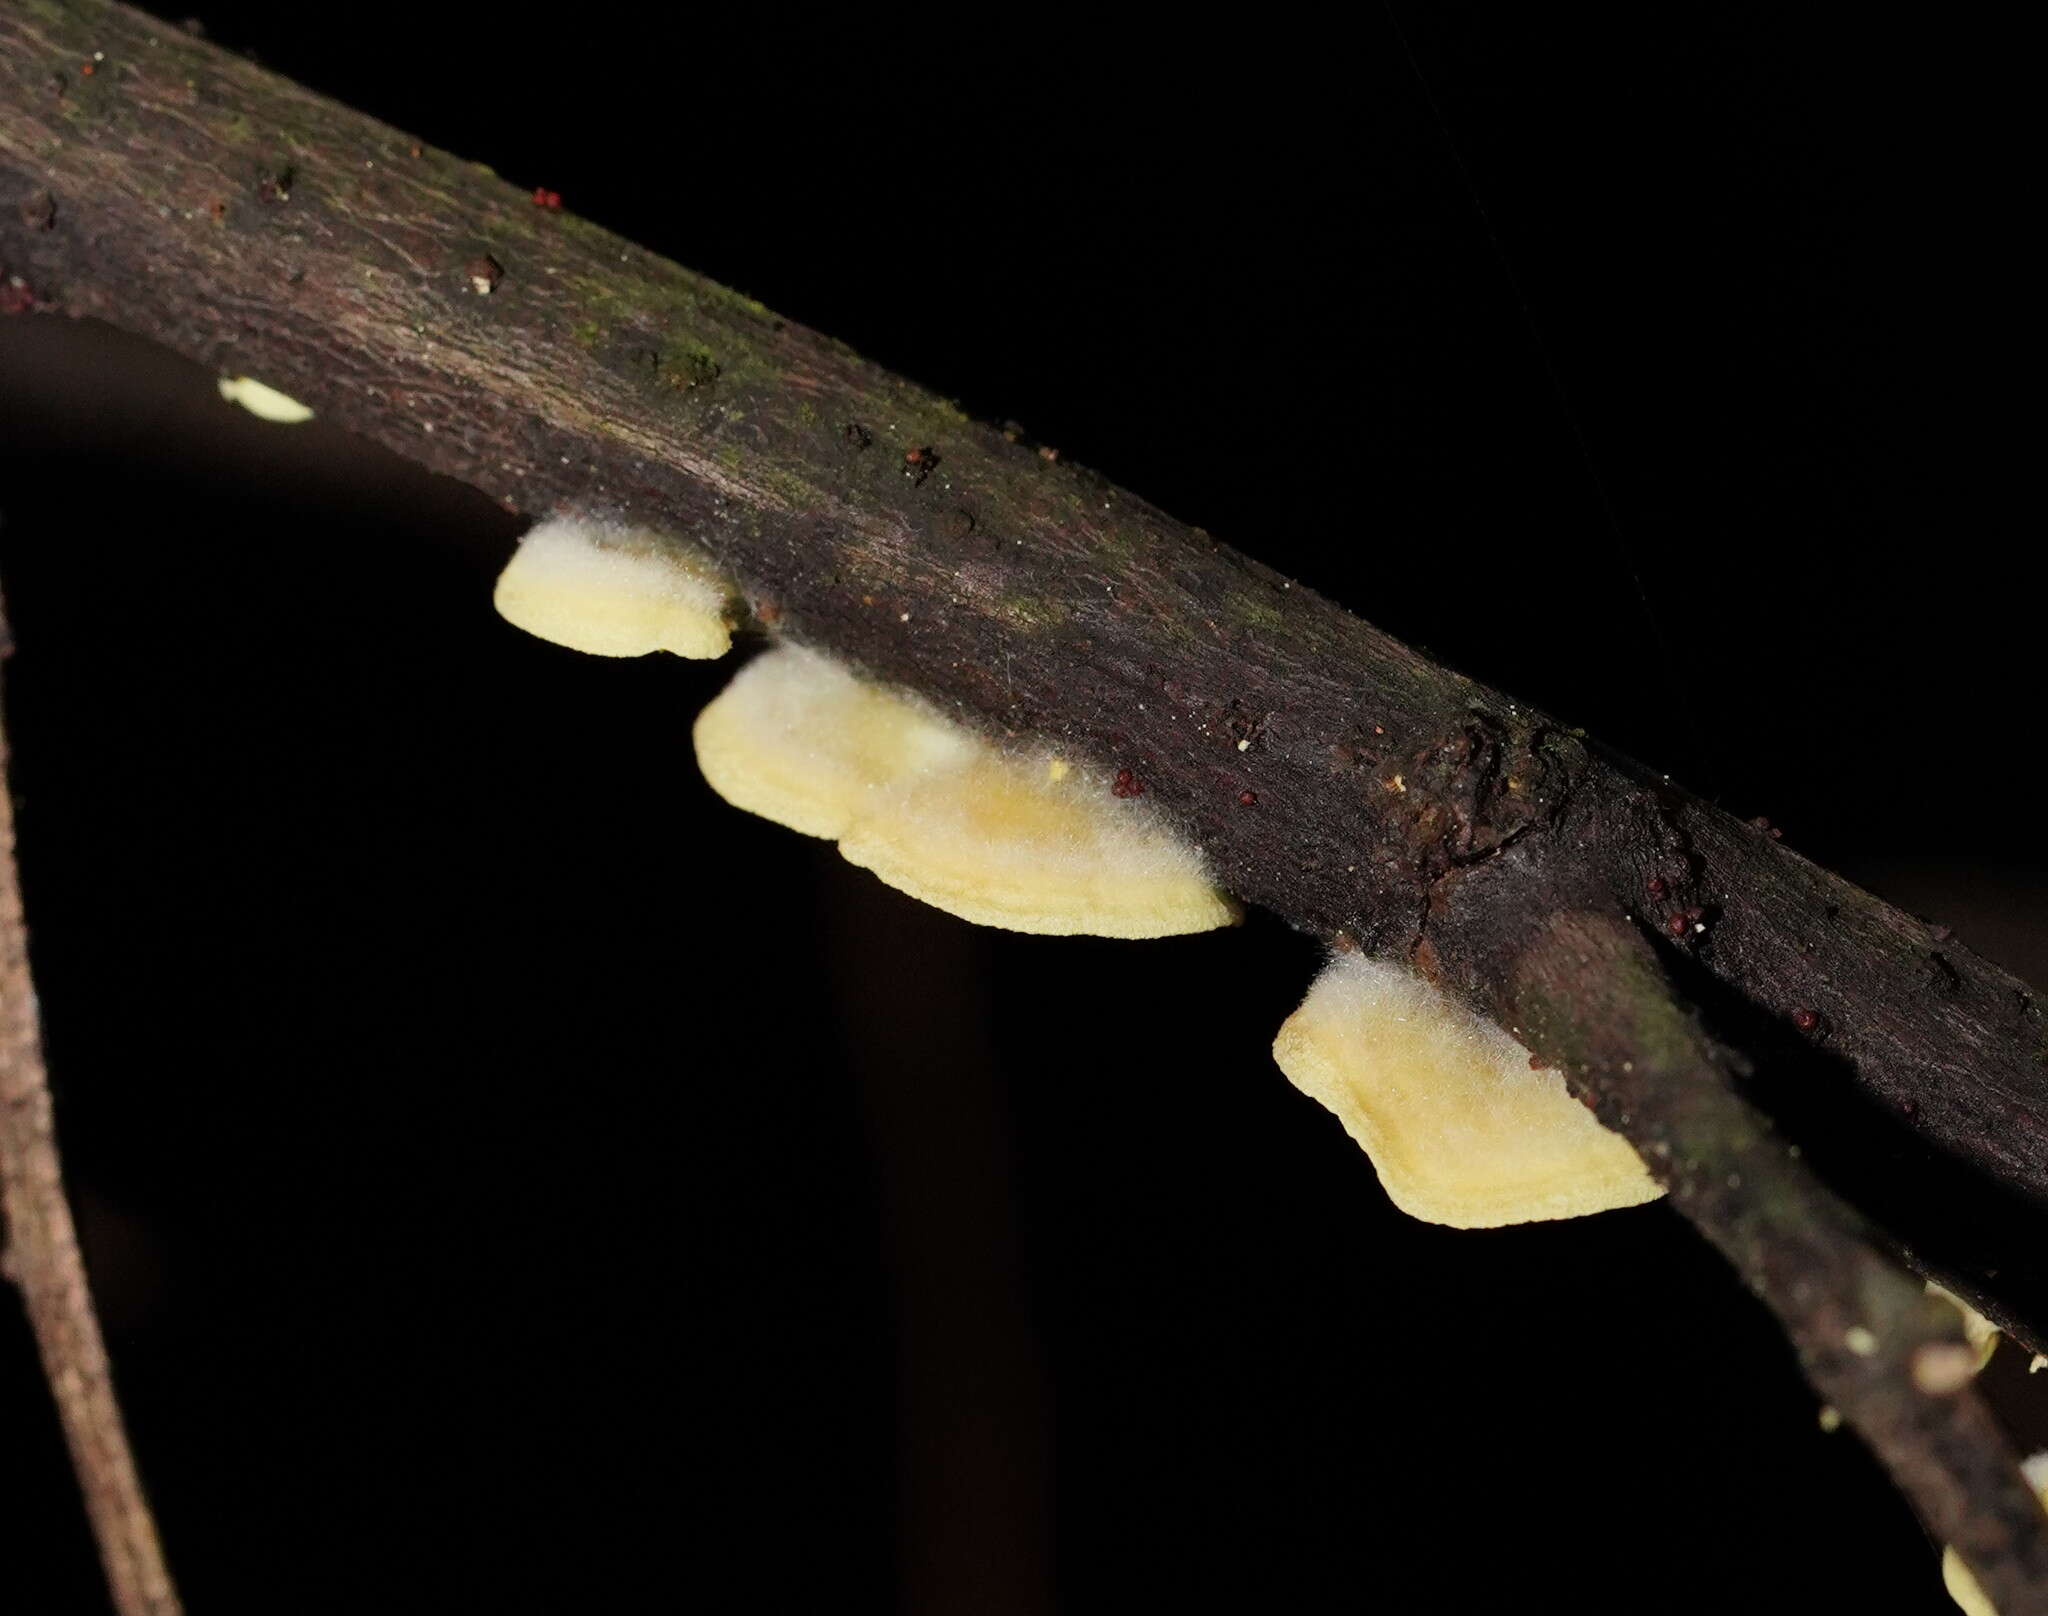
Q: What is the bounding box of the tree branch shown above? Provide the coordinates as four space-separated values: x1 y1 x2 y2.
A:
0 588 183 1616
2 1 2044 1600
1500 903 2047 1614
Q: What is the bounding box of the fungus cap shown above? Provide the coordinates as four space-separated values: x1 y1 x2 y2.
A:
217 375 314 423
692 643 1237 937
493 518 733 659
691 644 974 839
840 751 1240 938
1271 953 1664 1227
1926 1282 2000 1372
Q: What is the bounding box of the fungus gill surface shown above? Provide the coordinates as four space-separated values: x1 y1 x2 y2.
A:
693 643 1238 937
493 518 734 659
1271 953 1664 1228
216 375 314 423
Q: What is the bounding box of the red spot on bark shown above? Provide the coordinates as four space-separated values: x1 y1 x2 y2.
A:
1528 1053 1551 1070
1112 769 1142 798
79 60 95 76
1792 1009 1820 1033
0 278 34 316
1666 913 1690 938
531 187 562 209
1646 876 1667 897
1238 790 1257 806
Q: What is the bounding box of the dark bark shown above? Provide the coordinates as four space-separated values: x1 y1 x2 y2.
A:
1492 904 2048 1615
3 3 2044 1604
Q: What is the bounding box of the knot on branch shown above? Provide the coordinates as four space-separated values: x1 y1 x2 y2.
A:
1379 715 1572 878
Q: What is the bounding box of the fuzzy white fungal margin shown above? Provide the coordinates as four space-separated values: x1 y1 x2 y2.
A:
216 375 314 423
493 517 734 659
691 642 1238 937
1271 953 1664 1228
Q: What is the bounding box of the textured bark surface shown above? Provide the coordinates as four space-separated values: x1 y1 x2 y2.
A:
2 3 2045 1603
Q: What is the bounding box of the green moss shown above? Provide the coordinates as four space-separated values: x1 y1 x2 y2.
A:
658 335 721 390
1239 597 1285 632
752 461 821 509
564 243 777 342
998 594 1070 631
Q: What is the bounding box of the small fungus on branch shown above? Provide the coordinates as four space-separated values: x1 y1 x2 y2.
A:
1929 1282 2003 1377
1272 953 1663 1227
215 375 313 424
693 643 1238 937
1947 1456 2048 1616
492 517 735 660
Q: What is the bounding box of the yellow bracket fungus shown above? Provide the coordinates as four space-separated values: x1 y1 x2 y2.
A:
1942 1452 2048 1615
1271 953 1664 1228
1926 1282 2000 1377
216 375 314 423
493 518 734 659
692 643 1238 938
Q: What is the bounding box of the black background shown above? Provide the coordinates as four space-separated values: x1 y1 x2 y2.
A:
1 6 2039 1612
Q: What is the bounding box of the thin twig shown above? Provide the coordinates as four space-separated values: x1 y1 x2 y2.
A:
0 589 182 1616
1501 906 2048 1616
